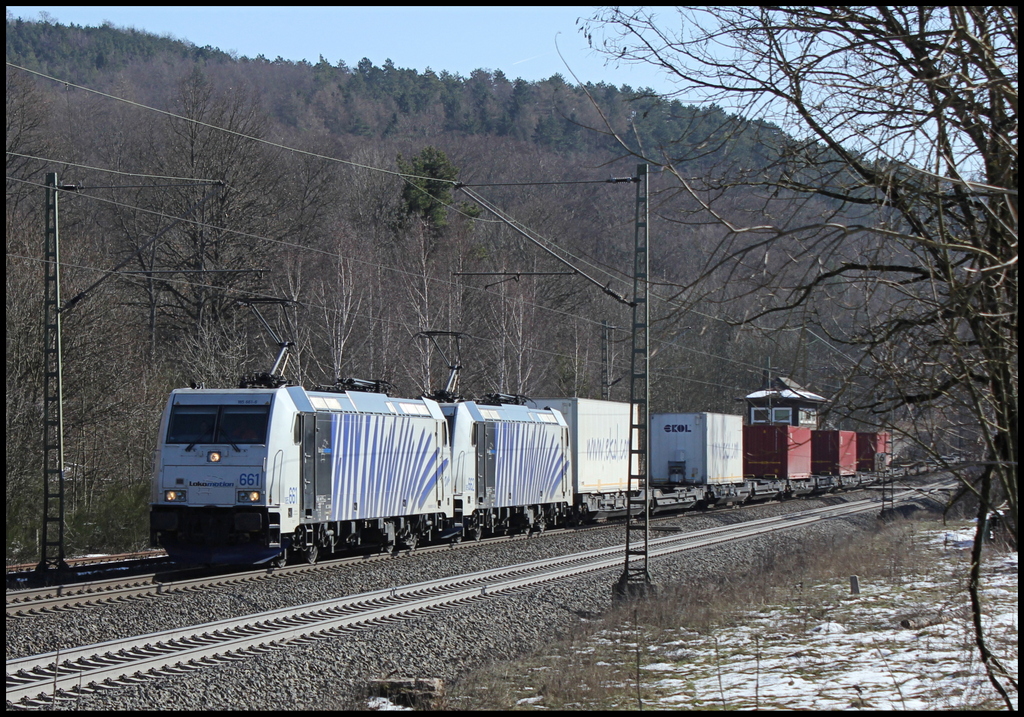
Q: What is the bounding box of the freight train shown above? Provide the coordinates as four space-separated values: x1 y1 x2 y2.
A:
149 380 891 566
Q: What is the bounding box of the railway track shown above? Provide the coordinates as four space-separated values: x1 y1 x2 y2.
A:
4 527 559 617
5 550 167 575
4 477 934 617
6 481 948 707
0 496 762 616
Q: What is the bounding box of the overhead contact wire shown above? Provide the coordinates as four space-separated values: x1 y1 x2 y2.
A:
6 66 774 378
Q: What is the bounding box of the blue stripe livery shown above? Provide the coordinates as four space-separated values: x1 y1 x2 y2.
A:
493 423 566 505
328 414 448 521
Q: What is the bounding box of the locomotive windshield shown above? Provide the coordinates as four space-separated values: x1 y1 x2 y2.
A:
166 405 270 445
217 406 270 444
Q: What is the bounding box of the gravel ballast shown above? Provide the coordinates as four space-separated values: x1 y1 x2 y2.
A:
6 493 932 710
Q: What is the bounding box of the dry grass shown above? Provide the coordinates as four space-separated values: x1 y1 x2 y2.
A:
442 506 1015 711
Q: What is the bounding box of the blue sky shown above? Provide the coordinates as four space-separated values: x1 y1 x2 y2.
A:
7 6 680 93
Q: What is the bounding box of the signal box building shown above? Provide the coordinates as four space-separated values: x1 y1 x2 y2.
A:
740 376 827 429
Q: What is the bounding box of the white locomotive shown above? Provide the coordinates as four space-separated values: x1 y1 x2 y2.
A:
149 385 576 565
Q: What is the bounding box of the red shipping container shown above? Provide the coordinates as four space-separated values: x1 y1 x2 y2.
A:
743 425 812 479
856 431 891 472
811 430 858 476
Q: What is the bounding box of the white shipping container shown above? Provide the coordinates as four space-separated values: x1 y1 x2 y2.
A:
650 412 744 485
527 397 633 494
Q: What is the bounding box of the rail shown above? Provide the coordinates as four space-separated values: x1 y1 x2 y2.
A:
6 481 949 707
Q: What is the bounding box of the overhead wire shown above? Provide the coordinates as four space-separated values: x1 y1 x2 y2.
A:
5 62 696 305
5 63 783 380
6 174 629 334
8 178 770 387
5 62 461 188
6 169 771 380
8 177 768 391
10 145 733 332
458 184 633 305
4 151 221 184
8 247 757 395
6 62 642 293
458 178 626 187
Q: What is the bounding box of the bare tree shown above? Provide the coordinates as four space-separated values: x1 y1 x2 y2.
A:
584 6 1017 703
146 67 281 383
5 67 52 214
308 247 363 383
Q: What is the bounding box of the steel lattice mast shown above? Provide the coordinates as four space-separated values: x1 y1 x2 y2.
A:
37 173 69 573
615 163 655 599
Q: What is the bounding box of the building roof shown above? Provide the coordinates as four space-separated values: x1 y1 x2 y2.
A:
741 376 828 404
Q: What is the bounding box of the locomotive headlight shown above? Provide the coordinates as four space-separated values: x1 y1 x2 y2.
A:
164 490 187 502
238 490 261 503
207 451 222 463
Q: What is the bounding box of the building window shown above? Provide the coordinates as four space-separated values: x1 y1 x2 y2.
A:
772 407 792 424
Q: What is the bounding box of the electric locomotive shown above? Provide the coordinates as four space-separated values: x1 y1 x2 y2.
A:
150 385 453 565
443 397 571 540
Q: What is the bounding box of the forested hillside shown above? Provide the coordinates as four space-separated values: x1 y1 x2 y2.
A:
6 14 776 162
6 16 847 561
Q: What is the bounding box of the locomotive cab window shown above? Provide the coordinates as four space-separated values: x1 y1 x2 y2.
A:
217 406 270 444
166 406 218 444
166 405 270 445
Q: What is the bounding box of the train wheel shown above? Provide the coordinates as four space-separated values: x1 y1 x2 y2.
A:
304 543 319 565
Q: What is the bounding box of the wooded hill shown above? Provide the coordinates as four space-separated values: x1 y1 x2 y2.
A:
6 16 844 560
7 14 779 163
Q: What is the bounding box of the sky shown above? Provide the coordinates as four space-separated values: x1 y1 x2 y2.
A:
7 6 680 94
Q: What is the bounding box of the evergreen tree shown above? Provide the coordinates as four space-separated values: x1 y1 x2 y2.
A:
396 146 460 232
